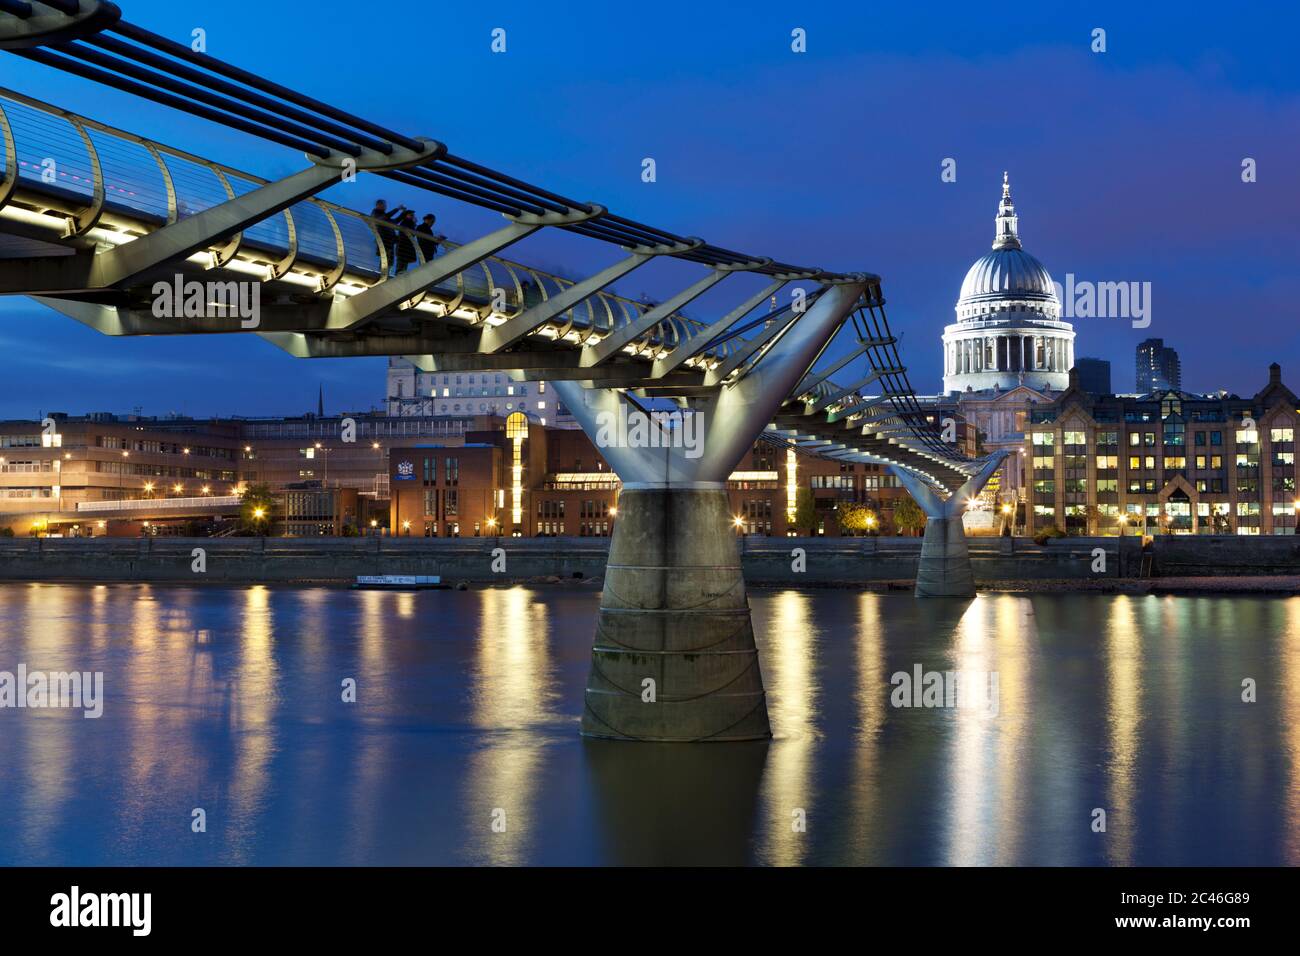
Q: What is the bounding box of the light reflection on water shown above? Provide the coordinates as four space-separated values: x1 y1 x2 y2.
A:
0 583 1295 866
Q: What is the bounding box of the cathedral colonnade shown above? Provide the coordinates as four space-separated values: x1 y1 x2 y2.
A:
943 333 1074 376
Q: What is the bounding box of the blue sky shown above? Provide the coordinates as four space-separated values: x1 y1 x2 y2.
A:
2 0 1297 418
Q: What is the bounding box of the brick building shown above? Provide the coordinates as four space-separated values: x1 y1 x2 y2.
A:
1024 364 1299 536
388 420 908 538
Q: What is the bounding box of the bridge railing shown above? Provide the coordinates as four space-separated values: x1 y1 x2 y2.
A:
0 87 733 361
74 495 241 513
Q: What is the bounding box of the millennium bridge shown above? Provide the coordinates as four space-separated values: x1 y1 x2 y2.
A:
0 0 1004 741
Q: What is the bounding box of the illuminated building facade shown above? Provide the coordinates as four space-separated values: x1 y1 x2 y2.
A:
1024 363 1299 536
387 426 907 538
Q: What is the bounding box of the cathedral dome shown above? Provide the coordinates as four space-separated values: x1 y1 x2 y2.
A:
958 247 1057 305
955 172 1059 314
941 173 1074 395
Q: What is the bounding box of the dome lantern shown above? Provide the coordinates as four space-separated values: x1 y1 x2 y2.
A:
992 171 1021 251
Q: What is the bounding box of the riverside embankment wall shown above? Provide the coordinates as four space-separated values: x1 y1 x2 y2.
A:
1 534 1276 585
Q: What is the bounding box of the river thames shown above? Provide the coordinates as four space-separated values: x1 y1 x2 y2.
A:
0 583 1295 866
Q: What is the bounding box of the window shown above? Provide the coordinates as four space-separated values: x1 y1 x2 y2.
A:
1271 427 1294 442
1211 431 1222 445
1129 432 1141 447
1032 432 1055 446
1128 456 1141 470
423 489 436 515
444 489 458 517
1096 455 1118 469
445 458 459 484
1064 431 1086 445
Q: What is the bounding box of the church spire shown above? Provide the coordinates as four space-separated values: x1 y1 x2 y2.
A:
992 171 1021 250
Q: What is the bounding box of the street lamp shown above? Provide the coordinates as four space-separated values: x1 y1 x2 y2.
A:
402 519 411 535
1001 502 1013 537
1117 513 1129 537
314 442 331 487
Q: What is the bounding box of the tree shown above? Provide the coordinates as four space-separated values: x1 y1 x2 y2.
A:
238 482 275 536
1083 504 1103 536
837 502 878 536
893 495 926 537
793 488 817 536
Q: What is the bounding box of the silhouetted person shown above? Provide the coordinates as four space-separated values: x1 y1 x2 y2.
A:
416 213 444 262
393 209 418 272
371 199 406 271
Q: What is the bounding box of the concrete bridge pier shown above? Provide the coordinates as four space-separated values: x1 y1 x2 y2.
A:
583 483 769 741
892 453 1008 598
552 279 868 741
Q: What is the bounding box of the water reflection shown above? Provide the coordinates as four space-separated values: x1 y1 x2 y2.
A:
1282 598 1300 865
463 587 556 865
758 589 818 865
1104 595 1142 865
0 583 1294 865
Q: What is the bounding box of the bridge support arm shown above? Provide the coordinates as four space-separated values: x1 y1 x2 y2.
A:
892 451 1009 598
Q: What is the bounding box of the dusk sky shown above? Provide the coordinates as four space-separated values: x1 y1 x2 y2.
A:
1 0 1297 419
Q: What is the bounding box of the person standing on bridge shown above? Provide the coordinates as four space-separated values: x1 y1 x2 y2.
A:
371 199 406 273
416 213 444 263
393 209 419 273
